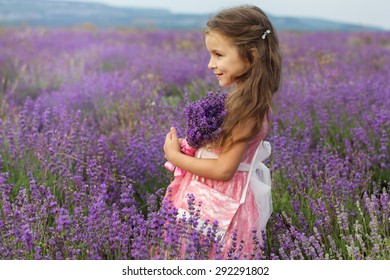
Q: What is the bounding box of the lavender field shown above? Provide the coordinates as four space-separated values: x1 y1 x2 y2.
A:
0 28 389 260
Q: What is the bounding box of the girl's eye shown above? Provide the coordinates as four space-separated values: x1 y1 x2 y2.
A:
215 53 222 57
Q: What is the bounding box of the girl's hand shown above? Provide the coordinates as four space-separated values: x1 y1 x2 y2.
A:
164 127 181 162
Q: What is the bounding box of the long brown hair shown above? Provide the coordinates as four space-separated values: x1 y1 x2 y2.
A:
205 5 282 150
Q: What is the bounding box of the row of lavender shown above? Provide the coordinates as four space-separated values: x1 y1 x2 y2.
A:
0 28 389 259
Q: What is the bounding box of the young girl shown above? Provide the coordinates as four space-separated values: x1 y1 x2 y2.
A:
163 5 281 258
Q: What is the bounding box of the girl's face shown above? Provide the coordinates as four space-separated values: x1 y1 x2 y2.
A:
205 31 248 87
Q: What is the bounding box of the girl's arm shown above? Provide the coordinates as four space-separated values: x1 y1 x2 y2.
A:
164 120 255 181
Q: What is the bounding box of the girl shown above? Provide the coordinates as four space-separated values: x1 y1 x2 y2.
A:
164 5 282 258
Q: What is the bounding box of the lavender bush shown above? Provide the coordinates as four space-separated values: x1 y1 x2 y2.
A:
0 28 389 259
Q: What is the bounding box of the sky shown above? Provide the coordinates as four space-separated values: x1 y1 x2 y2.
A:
54 0 390 30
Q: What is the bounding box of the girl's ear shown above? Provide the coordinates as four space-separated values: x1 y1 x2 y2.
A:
250 48 259 61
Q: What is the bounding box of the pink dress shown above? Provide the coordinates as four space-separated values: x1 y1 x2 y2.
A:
165 125 271 259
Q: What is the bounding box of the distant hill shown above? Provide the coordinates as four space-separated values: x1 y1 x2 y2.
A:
0 0 383 31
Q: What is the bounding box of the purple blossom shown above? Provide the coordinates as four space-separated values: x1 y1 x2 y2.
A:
184 90 227 148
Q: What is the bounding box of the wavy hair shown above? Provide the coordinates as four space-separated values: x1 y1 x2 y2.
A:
205 5 282 150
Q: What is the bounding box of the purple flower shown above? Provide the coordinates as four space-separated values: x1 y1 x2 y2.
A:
185 90 227 148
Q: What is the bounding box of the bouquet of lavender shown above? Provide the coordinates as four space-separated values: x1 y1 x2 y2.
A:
164 90 227 176
185 90 227 148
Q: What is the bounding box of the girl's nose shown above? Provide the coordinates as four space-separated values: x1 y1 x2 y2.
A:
208 58 216 70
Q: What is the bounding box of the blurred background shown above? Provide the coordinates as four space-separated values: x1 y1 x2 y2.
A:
1 0 389 31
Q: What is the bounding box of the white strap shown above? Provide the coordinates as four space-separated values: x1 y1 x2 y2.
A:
239 141 271 204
